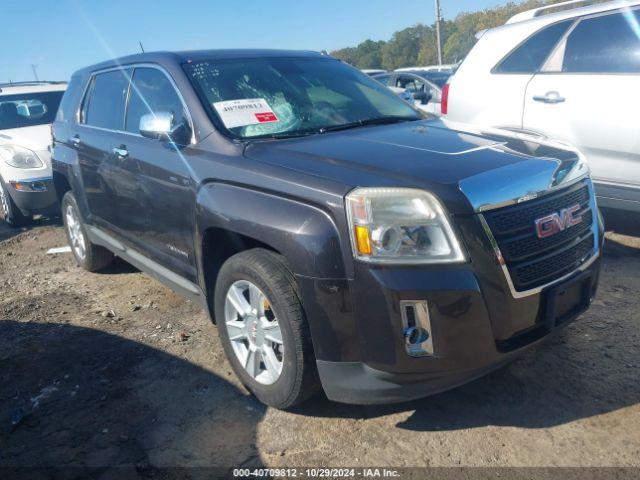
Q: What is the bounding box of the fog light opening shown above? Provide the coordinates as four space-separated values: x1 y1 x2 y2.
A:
400 300 434 357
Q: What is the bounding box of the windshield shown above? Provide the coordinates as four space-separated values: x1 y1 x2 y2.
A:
183 57 421 139
0 91 63 130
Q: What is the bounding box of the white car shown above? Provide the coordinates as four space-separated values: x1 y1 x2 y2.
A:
0 81 66 225
443 0 640 212
361 69 387 76
395 65 455 73
373 70 450 116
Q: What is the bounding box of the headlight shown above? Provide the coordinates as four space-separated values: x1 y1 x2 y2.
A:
345 187 466 264
0 145 44 169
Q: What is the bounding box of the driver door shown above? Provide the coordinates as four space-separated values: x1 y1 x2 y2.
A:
121 66 197 282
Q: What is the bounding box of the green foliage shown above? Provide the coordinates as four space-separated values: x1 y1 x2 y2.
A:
331 0 556 70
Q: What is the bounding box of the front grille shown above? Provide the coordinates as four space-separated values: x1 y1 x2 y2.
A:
483 180 595 291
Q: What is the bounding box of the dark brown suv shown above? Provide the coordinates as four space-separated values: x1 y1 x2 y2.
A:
52 50 603 408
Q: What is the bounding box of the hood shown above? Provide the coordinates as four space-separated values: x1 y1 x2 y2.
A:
244 119 588 214
0 124 52 152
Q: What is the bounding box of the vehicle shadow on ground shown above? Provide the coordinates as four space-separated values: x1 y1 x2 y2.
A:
101 256 140 275
0 216 61 243
297 324 639 431
602 208 640 239
0 318 266 470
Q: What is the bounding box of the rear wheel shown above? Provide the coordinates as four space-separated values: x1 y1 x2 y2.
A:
0 176 32 227
61 192 114 272
215 249 320 409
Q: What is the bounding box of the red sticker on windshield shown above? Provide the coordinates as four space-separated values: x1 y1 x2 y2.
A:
255 112 278 123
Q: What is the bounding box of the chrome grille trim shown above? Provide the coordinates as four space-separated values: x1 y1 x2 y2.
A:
478 177 600 299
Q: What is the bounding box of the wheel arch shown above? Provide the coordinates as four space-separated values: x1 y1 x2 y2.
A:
53 170 72 206
200 227 282 323
196 182 348 321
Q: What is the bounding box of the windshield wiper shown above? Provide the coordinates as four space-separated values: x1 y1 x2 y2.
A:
244 116 419 141
247 130 319 140
318 116 419 134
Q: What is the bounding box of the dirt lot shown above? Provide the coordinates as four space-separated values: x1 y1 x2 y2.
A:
1 212 639 474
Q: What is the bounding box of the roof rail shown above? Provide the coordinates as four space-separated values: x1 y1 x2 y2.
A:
0 80 67 88
506 0 610 24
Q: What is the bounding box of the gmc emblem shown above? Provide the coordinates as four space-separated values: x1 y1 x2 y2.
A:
535 204 582 239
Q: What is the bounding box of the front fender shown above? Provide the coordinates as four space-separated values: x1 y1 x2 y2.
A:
196 182 347 279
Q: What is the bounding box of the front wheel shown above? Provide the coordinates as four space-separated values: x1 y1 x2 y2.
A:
0 176 32 227
61 192 114 272
214 249 320 409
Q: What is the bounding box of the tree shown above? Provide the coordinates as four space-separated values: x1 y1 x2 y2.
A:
380 24 432 70
330 0 564 69
332 40 385 69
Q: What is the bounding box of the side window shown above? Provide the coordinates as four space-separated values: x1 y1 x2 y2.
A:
125 68 187 134
83 69 131 130
373 74 392 86
396 75 425 92
495 20 573 73
562 10 640 73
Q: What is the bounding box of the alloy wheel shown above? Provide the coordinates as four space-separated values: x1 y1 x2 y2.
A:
0 181 9 219
65 204 86 260
224 280 284 385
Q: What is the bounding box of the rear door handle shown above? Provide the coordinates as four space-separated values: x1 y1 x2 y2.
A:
112 146 129 158
533 91 566 104
70 135 81 146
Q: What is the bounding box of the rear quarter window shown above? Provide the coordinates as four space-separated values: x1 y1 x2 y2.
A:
55 77 81 123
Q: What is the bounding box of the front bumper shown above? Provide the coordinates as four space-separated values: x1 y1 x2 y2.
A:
297 209 603 404
5 177 58 216
316 358 513 405
303 255 600 404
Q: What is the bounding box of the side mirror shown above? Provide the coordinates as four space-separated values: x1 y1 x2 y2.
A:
139 111 173 140
139 111 191 145
412 90 432 105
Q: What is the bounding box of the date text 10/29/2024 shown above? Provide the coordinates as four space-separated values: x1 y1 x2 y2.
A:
233 468 401 478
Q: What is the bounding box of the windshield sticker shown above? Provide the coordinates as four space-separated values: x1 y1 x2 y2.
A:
213 98 279 129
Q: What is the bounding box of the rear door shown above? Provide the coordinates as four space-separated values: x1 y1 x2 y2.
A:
73 68 133 230
448 19 573 127
523 8 640 195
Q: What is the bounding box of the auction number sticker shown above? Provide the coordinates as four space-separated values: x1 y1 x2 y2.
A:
213 98 279 128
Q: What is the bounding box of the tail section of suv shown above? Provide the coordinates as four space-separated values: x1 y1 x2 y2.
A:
444 0 640 212
52 50 603 408
0 81 66 225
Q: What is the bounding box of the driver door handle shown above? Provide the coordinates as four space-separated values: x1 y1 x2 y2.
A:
112 146 129 158
533 91 566 104
70 135 81 146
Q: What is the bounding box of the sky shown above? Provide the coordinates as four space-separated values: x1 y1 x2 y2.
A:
1 0 510 83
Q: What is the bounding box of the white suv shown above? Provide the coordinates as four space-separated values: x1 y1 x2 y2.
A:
443 0 640 212
0 81 66 225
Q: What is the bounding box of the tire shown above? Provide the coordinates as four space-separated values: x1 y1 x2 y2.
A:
61 192 114 272
215 248 320 409
0 176 32 227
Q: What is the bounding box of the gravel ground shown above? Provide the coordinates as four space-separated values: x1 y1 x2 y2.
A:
0 211 639 474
